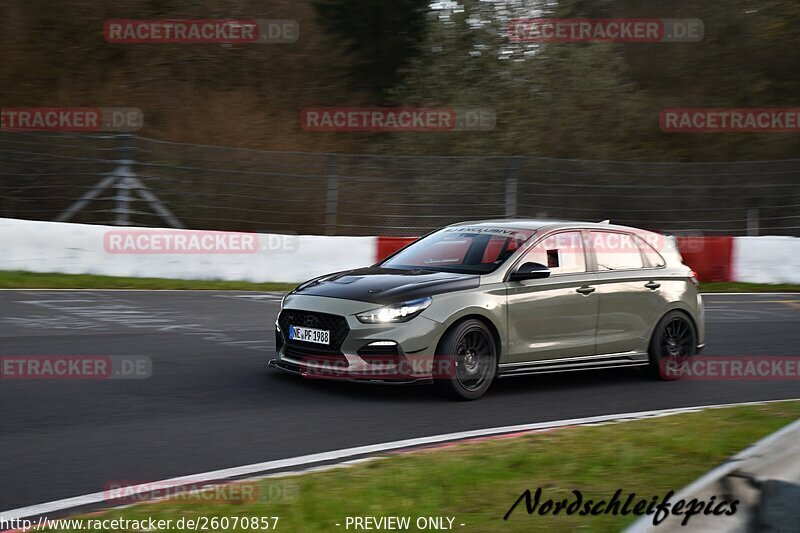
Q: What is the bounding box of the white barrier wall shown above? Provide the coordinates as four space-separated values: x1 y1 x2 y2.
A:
733 236 800 285
2 218 800 285
0 218 377 283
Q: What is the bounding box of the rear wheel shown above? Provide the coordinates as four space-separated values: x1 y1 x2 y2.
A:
647 311 697 380
433 319 497 400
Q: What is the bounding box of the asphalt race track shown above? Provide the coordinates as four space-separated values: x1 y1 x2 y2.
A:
1 290 799 514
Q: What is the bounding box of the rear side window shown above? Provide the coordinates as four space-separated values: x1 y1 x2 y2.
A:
636 236 666 268
590 231 644 271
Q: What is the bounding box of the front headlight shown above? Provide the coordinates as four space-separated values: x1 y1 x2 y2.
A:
356 297 432 324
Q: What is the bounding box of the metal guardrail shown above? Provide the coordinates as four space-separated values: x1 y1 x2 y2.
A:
625 415 800 532
2 132 799 236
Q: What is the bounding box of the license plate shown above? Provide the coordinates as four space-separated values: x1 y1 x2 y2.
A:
289 325 330 345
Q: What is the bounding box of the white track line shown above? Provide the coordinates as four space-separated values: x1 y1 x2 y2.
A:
2 398 798 523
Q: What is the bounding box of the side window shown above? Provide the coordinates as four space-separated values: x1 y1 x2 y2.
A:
590 231 645 271
635 236 666 268
521 231 586 274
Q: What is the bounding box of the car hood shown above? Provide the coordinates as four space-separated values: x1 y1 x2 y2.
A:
291 267 480 305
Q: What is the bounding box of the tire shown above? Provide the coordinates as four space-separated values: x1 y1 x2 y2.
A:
647 310 698 380
433 319 497 400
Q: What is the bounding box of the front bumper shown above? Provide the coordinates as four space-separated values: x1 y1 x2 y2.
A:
268 358 432 384
271 295 444 382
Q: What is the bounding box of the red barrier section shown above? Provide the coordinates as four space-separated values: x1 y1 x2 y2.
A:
677 237 733 282
376 236 417 262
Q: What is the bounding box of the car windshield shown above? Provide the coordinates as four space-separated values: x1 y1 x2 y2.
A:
381 226 536 274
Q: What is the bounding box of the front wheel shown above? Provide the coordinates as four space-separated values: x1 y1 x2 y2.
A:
433 319 497 400
647 311 697 380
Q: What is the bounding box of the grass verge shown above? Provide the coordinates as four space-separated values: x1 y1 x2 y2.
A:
1 271 800 293
0 271 296 291
47 401 800 532
699 281 800 293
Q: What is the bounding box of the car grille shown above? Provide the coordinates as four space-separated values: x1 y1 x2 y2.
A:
278 309 349 353
283 344 348 366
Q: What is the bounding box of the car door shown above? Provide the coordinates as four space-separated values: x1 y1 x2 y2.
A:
589 230 669 355
505 230 599 363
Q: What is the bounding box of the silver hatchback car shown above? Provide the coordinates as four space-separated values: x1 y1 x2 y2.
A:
270 220 705 400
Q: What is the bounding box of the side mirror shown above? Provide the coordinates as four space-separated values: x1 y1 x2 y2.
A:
509 262 551 281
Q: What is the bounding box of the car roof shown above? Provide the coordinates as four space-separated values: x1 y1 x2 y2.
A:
446 219 660 234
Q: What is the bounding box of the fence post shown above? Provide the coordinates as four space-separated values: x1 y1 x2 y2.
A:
505 156 523 218
325 154 339 235
55 133 135 224
747 207 759 236
113 134 135 226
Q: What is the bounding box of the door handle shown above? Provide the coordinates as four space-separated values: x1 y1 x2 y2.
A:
645 281 661 290
576 286 596 295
